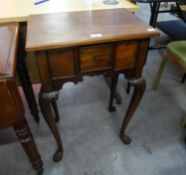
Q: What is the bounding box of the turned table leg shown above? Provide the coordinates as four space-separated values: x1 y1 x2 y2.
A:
120 78 146 144
39 89 63 162
13 118 43 175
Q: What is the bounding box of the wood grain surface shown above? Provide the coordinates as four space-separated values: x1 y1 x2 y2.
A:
26 9 159 52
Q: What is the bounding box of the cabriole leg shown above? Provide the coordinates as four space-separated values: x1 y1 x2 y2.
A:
39 89 63 162
120 78 146 144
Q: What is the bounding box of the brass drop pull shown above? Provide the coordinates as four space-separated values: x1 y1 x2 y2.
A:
93 55 102 63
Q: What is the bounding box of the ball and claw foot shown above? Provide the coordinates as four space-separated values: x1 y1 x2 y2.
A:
53 149 63 162
120 134 132 145
108 106 116 112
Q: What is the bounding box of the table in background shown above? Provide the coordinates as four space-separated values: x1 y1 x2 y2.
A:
134 0 186 44
134 0 185 27
0 0 139 23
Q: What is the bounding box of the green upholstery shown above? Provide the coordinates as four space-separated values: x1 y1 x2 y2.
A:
152 41 186 90
167 41 186 69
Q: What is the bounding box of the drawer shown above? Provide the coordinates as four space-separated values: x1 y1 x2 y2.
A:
79 44 113 72
115 40 139 70
48 48 75 78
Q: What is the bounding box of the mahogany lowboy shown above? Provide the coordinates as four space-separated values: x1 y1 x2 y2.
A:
26 9 159 161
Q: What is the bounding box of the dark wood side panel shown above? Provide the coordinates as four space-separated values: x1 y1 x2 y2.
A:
35 51 53 92
134 38 149 78
48 48 75 78
115 40 139 70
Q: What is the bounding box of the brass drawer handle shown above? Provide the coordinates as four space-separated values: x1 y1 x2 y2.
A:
93 55 102 63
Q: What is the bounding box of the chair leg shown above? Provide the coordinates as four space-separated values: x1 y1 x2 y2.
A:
13 118 43 175
152 55 167 90
181 115 186 128
181 74 186 83
126 81 131 94
39 89 63 162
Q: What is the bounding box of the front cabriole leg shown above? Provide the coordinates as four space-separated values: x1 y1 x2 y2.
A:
39 89 63 162
120 78 146 144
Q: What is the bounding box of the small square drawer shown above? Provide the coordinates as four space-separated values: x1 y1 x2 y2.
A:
79 44 113 72
48 48 75 78
115 40 139 70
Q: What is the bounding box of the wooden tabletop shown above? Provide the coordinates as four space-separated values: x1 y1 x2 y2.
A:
0 0 139 23
26 9 159 52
